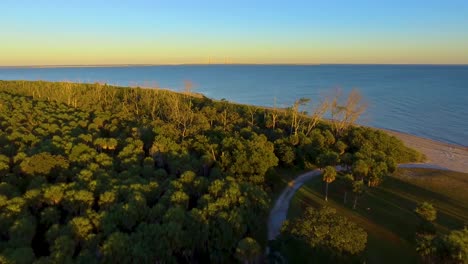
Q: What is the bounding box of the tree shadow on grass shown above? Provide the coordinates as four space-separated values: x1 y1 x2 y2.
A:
377 177 468 231
286 174 468 264
317 176 467 239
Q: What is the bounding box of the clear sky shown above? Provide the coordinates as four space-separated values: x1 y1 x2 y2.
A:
1 0 468 65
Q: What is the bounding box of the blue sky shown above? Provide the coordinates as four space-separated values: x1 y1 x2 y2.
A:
1 0 468 65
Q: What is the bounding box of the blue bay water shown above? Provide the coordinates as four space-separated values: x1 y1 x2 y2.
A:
1 65 467 146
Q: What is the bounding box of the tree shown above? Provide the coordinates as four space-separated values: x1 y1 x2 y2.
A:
235 237 261 264
267 97 280 130
246 105 259 127
415 226 468 264
69 216 94 242
8 214 36 247
414 202 439 262
316 151 340 168
99 191 117 210
197 178 269 262
334 140 347 155
202 106 218 128
49 235 75 263
219 134 278 184
415 202 437 223
368 161 388 187
20 152 69 177
341 173 354 204
352 160 369 181
118 139 144 171
43 184 66 205
444 227 468 263
1 247 35 264
285 206 367 255
170 190 189 208
69 143 97 166
0 154 10 174
352 180 365 209
415 233 438 263
0 80 428 263
322 166 337 201
101 232 132 264
330 89 367 137
304 99 329 136
161 89 200 139
129 223 171 263
62 189 94 215
274 139 295 167
290 98 310 136
40 207 60 227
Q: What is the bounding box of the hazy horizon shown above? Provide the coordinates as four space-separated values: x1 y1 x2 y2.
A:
1 63 468 68
2 0 468 66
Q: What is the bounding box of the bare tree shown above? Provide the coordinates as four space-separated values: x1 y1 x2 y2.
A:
63 82 73 106
217 100 240 132
148 89 160 121
58 81 79 108
269 97 280 130
246 105 258 127
304 99 330 136
290 98 310 136
183 80 193 96
131 88 141 116
330 89 367 136
93 83 105 109
159 82 197 139
105 88 117 110
167 93 190 138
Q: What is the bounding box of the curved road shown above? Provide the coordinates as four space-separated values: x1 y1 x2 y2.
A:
267 163 450 241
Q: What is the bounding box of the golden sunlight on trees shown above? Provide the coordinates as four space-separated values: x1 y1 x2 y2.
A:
0 80 425 263
284 206 367 255
322 166 337 201
330 89 367 136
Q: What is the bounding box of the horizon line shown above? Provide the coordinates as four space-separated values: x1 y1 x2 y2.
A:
1 63 468 68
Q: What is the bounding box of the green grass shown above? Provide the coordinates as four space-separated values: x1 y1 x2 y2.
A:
284 168 468 264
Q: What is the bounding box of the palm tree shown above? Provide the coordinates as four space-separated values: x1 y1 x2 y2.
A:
341 173 354 204
352 180 365 209
323 166 337 201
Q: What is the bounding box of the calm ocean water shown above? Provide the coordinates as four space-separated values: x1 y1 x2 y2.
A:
1 65 467 146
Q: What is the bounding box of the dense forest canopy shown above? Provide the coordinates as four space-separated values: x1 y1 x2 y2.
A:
0 80 423 263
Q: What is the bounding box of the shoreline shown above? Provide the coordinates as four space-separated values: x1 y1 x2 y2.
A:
2 79 466 172
381 129 468 173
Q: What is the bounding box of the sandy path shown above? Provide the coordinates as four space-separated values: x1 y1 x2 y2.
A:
267 163 460 241
267 169 324 240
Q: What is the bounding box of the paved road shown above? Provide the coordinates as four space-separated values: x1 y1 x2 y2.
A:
267 163 450 241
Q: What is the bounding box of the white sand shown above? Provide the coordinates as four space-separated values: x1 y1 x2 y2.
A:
383 130 468 173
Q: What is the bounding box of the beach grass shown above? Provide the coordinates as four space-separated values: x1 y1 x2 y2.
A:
284 168 468 263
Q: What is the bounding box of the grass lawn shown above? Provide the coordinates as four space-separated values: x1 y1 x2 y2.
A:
283 168 468 264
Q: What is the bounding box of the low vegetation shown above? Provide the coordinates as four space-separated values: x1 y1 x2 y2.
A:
0 80 425 263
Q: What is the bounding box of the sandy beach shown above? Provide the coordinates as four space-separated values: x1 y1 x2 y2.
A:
383 129 468 173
